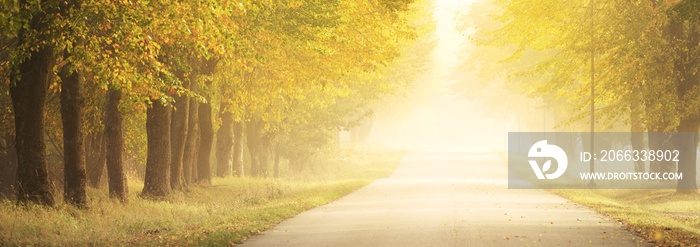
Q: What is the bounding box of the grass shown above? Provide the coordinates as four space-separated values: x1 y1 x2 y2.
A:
552 189 700 246
0 151 403 246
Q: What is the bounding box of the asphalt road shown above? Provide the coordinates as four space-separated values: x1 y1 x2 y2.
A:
240 149 649 246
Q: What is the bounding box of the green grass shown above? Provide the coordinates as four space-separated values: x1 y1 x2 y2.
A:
552 189 700 246
0 151 403 246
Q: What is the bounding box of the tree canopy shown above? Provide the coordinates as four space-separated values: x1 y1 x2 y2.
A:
465 0 700 192
0 0 433 205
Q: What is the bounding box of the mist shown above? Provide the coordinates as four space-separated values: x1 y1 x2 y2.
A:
364 0 514 153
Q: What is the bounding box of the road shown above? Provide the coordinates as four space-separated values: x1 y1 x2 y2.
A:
240 149 649 246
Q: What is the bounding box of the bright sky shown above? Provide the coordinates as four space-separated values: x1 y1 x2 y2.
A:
365 0 515 152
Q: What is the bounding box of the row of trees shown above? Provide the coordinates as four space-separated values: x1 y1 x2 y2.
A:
0 0 431 207
467 0 700 192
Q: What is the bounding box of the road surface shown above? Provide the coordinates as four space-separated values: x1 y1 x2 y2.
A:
240 149 649 246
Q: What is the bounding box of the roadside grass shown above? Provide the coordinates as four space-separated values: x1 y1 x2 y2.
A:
552 189 700 246
0 151 403 246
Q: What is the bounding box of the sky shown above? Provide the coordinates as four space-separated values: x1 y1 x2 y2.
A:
363 0 516 152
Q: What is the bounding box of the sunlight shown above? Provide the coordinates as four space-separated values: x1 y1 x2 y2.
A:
366 0 513 153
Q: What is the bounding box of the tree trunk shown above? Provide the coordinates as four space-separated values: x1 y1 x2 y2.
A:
668 14 699 193
142 100 172 197
215 107 233 177
246 119 261 177
0 135 17 199
85 131 106 188
246 121 271 177
183 100 199 186
648 132 675 173
194 59 217 184
197 102 213 184
11 17 56 205
170 80 189 190
673 124 698 194
630 103 645 173
273 143 280 178
259 134 272 176
232 121 244 177
630 132 645 172
105 89 128 202
289 156 305 172
59 62 87 207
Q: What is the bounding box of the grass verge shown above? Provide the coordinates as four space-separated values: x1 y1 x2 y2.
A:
552 189 700 246
0 151 403 246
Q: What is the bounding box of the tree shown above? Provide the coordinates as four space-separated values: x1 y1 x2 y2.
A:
215 102 233 177
213 0 423 176
105 88 128 201
197 99 214 183
0 0 429 205
10 0 58 206
142 99 172 197
468 0 700 192
667 1 700 193
59 56 88 207
183 88 200 185
196 60 217 184
85 131 106 188
170 75 189 190
57 0 90 207
231 121 244 177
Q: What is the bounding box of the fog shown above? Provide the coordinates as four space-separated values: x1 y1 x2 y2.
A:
364 0 515 153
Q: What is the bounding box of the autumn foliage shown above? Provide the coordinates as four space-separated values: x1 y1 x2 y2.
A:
0 0 429 205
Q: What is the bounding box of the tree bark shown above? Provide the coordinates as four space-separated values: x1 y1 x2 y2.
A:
648 132 675 173
197 102 213 184
273 143 280 178
289 156 305 172
85 131 106 188
246 119 272 177
259 133 272 176
215 106 233 177
195 59 217 184
11 14 56 205
59 62 88 207
170 80 189 190
668 13 699 193
246 119 261 177
142 100 172 197
0 135 17 199
183 100 199 186
232 121 244 177
105 89 128 202
673 130 698 193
